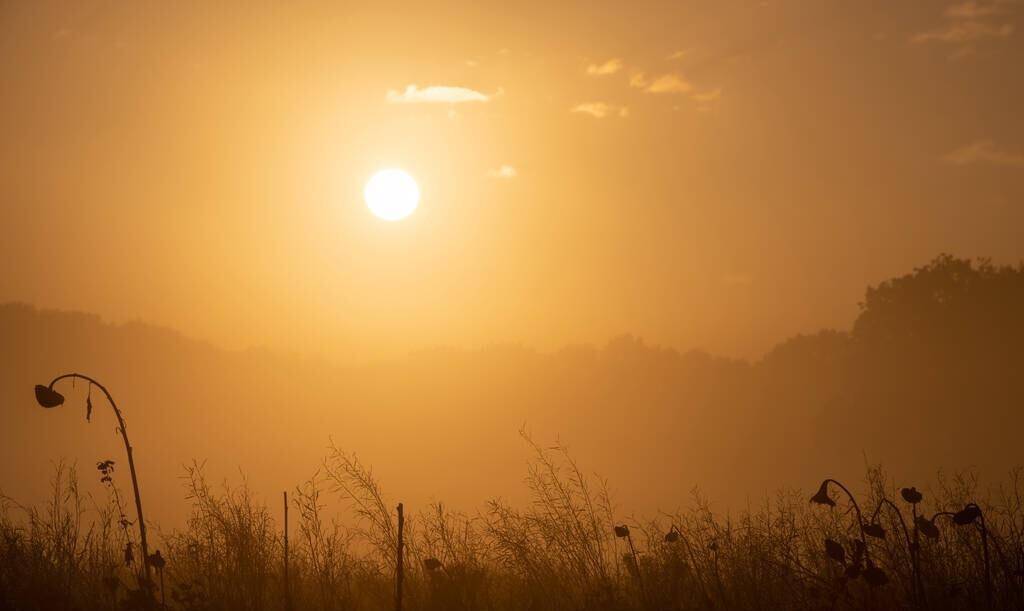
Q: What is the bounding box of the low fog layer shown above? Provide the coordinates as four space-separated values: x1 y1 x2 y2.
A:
2 255 1022 528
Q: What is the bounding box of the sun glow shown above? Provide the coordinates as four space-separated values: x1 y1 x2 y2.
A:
364 169 420 221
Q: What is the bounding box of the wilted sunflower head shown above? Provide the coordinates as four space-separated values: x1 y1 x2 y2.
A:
34 385 64 408
810 481 835 507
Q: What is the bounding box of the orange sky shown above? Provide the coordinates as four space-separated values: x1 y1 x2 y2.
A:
2 0 1023 361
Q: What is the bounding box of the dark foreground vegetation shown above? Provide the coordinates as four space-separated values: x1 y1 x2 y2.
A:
2 437 1023 611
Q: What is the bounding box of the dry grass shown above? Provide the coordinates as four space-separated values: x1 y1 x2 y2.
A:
2 446 1023 610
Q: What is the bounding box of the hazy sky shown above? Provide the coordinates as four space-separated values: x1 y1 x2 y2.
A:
2 0 1022 360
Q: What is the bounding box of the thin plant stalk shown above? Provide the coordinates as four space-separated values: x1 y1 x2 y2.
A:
871 498 919 606
284 490 291 611
396 502 405 611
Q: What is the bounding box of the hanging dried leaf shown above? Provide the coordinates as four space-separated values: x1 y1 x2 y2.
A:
124 542 134 567
614 525 630 538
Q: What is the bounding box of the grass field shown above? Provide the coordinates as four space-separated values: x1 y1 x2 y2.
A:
2 433 1022 611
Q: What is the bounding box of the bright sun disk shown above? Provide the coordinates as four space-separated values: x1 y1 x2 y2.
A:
364 169 420 221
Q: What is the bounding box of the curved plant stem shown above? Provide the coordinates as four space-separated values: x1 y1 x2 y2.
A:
48 373 152 586
871 498 921 607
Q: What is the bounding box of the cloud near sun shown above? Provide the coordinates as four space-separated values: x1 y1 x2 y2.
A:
944 140 1024 168
487 165 518 179
385 84 491 104
571 103 629 119
630 73 693 94
586 58 624 76
910 0 1018 55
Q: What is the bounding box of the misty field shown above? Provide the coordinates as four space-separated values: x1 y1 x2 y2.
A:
3 255 1024 610
2 433 1023 611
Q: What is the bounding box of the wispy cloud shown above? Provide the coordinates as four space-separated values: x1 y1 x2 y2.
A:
690 88 722 103
386 85 491 104
945 1 1004 19
943 140 1024 168
586 58 624 76
666 50 688 61
631 73 693 94
912 1 1016 51
912 20 1013 43
570 102 629 119
487 165 518 179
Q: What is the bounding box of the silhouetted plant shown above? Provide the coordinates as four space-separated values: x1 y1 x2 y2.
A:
147 550 166 607
809 481 836 507
422 557 443 571
33 373 154 591
916 515 940 539
902 487 923 504
861 522 886 539
824 538 845 564
809 477 899 603
936 502 994 607
900 485 926 606
614 524 648 604
663 526 680 543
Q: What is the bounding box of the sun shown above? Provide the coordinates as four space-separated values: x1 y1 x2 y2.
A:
364 169 420 221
